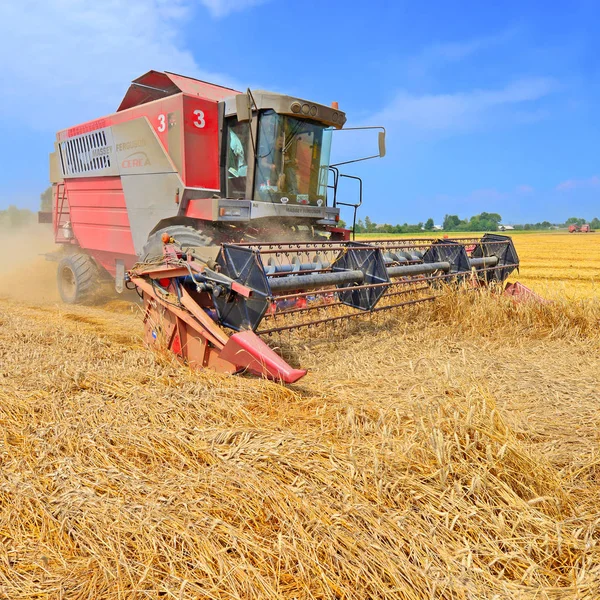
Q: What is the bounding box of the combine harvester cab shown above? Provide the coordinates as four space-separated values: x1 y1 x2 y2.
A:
46 70 520 382
46 69 353 300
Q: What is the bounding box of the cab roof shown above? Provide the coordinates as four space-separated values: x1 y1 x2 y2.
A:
117 70 240 111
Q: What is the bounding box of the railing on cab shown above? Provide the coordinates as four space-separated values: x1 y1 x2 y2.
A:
326 125 385 241
328 166 363 241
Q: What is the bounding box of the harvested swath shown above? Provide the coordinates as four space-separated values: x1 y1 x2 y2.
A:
1 285 600 598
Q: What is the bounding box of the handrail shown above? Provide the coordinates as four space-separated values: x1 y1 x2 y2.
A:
335 174 363 240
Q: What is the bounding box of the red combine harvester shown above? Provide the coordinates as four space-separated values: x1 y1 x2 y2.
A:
569 224 591 233
45 70 520 382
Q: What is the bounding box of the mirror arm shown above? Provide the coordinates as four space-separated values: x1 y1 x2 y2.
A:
329 126 386 166
330 155 380 167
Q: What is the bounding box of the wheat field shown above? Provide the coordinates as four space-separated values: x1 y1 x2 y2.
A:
511 233 600 299
357 231 600 299
0 228 599 599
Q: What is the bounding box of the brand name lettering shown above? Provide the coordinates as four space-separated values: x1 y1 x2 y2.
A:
92 147 112 158
285 206 321 214
121 151 151 169
116 139 147 152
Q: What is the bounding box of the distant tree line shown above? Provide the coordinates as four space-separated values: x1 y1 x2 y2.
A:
353 212 600 233
0 188 52 229
0 205 36 229
506 216 600 230
354 212 503 233
563 216 600 229
442 213 503 232
353 215 429 234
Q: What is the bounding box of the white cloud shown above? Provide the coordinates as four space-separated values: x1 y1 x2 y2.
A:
556 175 600 191
0 0 253 132
468 188 507 202
200 0 269 17
370 77 557 134
516 184 534 194
405 28 518 78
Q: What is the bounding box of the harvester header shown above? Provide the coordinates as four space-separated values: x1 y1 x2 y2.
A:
128 233 518 383
45 69 520 383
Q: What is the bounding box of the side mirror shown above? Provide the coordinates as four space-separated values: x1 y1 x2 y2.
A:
378 131 386 158
329 126 387 168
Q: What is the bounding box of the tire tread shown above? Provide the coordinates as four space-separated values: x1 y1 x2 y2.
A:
57 253 98 304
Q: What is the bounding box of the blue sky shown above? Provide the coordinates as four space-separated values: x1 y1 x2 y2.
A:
1 0 598 225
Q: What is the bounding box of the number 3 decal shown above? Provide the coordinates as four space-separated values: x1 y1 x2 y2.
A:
157 114 166 133
193 109 206 129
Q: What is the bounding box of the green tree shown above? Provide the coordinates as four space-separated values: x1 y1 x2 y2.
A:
590 217 600 230
364 216 378 233
566 217 586 226
467 212 502 231
40 186 53 211
443 214 461 230
424 218 434 231
479 212 502 224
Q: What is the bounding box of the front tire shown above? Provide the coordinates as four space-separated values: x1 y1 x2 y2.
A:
57 253 98 304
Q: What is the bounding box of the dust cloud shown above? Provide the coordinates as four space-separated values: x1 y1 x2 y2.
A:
0 223 59 303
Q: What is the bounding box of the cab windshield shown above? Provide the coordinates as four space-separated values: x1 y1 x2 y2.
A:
254 110 332 205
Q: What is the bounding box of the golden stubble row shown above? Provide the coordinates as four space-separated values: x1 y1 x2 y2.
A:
1 280 600 599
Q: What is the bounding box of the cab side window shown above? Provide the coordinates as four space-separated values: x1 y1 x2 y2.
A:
225 119 249 198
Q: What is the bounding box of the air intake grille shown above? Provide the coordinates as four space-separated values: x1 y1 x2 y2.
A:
59 130 112 176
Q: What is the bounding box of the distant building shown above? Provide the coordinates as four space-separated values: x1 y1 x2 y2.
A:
498 224 515 231
432 225 443 231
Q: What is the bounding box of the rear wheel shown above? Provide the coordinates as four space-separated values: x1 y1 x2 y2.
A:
57 253 98 304
141 225 213 261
